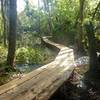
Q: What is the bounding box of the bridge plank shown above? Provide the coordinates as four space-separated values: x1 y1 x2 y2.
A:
0 37 75 100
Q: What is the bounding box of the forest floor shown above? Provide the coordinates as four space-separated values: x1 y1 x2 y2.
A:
50 56 100 100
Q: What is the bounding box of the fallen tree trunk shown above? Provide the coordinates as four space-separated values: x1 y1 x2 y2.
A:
0 37 75 100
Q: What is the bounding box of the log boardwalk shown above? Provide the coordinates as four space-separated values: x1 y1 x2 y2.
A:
0 37 75 100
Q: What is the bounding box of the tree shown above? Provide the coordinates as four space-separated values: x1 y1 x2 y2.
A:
43 0 53 35
38 0 41 36
85 21 99 74
7 0 17 67
85 2 100 79
1 0 9 47
92 1 100 20
84 1 100 78
75 0 85 55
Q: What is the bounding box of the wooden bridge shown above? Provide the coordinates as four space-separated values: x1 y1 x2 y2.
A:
0 37 75 100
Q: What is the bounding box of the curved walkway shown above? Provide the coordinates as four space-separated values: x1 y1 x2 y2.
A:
0 37 75 100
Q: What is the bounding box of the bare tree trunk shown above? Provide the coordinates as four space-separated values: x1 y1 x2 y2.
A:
54 0 62 25
84 21 100 83
84 2 100 79
1 0 7 47
88 1 100 72
85 22 98 72
43 0 52 35
47 0 53 35
76 0 85 55
7 0 17 67
38 0 41 36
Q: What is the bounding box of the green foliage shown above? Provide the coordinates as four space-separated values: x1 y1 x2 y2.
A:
0 0 99 66
0 46 7 63
31 48 44 64
16 47 29 63
16 47 50 64
17 0 80 45
0 65 20 85
0 14 3 43
0 73 10 85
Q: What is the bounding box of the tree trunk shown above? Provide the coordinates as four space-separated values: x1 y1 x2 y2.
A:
1 0 7 47
85 21 99 75
38 0 41 36
7 0 17 67
76 0 85 55
43 0 52 35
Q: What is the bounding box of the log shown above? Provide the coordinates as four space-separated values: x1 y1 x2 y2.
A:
0 37 75 100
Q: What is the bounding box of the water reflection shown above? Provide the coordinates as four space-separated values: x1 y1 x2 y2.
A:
16 64 42 73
